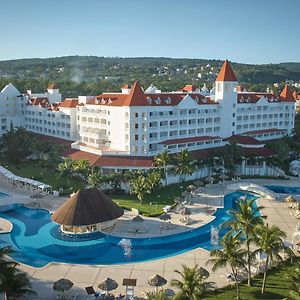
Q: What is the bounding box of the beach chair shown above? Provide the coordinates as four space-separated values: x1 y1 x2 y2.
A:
85 286 96 299
123 278 137 300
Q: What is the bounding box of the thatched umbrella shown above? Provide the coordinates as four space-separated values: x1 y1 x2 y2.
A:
198 267 210 279
284 195 296 203
292 203 300 210
194 180 204 187
219 174 229 180
98 278 118 296
132 215 144 223
148 274 167 291
180 207 192 217
159 213 171 221
30 192 44 199
53 278 73 298
186 184 197 192
205 176 214 183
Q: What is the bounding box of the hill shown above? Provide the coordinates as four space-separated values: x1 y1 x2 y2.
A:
0 56 299 98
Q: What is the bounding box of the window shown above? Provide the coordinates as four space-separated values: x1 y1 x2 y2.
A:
135 135 138 140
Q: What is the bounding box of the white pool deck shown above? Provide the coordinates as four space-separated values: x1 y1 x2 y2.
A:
0 178 300 299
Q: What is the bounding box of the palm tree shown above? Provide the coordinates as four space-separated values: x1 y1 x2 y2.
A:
144 290 169 300
130 175 150 203
283 264 300 300
254 224 293 294
87 168 104 188
207 232 246 300
171 264 211 300
0 267 34 300
222 197 265 286
147 170 162 195
172 149 195 183
153 150 170 185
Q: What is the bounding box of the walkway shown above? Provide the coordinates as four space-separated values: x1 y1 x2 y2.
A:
0 177 300 299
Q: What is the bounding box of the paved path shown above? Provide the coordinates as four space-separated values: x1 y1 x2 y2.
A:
1 178 300 299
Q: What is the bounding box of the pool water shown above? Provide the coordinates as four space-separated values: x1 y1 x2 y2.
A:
0 191 257 267
266 185 300 195
0 192 9 198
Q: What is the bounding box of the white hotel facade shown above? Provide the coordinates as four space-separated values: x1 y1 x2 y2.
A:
0 60 296 168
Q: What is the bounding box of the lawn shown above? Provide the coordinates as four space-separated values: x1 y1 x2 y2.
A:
203 260 298 300
2 160 84 194
111 181 192 216
2 160 192 214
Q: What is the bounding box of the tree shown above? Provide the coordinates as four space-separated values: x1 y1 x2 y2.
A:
0 267 34 300
130 175 150 203
172 149 195 182
87 167 104 188
283 264 300 300
147 170 162 194
72 159 91 181
153 150 170 185
254 224 293 294
144 290 169 300
222 197 265 286
207 232 246 300
0 247 34 300
171 264 212 300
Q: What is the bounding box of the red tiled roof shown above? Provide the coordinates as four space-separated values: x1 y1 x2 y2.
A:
160 136 222 146
293 91 300 100
243 128 287 136
216 60 237 82
279 84 296 102
241 147 276 157
67 150 154 167
59 98 79 108
224 135 264 145
180 85 199 92
237 92 277 104
29 97 50 107
48 83 58 89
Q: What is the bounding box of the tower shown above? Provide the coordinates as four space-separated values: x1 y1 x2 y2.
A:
215 60 238 138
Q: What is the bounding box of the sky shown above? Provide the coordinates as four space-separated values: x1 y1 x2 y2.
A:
1 0 300 64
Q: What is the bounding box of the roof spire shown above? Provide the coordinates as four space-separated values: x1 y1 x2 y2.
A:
125 81 148 106
216 60 237 82
280 84 295 102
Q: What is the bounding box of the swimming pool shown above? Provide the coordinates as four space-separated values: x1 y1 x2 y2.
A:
0 192 9 198
0 191 257 267
266 185 300 195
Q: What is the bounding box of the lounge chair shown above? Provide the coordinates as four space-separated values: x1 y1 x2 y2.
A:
85 286 96 299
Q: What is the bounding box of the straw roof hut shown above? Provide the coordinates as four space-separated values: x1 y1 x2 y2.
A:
52 188 124 228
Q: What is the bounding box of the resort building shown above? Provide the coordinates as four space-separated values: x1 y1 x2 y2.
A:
0 60 297 170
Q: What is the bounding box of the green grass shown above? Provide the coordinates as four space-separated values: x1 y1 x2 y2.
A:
111 181 192 216
203 260 298 299
2 160 84 194
2 160 192 214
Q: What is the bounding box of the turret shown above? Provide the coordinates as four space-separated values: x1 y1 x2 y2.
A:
215 60 238 138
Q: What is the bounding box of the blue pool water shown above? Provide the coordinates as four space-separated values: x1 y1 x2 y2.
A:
0 191 257 267
266 185 300 195
0 192 9 198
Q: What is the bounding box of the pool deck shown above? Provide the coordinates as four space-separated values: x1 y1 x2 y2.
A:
1 177 300 299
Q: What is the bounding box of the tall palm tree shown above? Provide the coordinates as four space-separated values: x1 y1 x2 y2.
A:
153 150 170 185
0 267 34 300
254 224 293 294
222 197 265 286
172 149 195 183
207 232 246 300
171 264 211 300
130 175 150 203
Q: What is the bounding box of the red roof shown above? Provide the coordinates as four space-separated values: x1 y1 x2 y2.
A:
241 147 276 157
59 98 79 108
216 60 237 82
243 128 286 136
28 97 50 107
293 91 300 100
237 92 277 104
67 150 154 167
224 135 264 145
160 136 222 146
180 85 199 92
279 85 295 102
